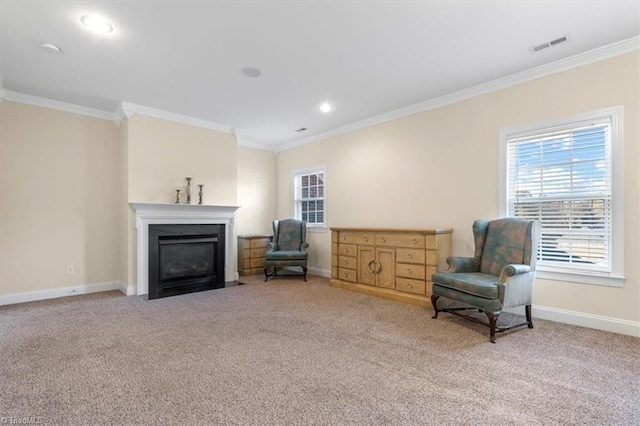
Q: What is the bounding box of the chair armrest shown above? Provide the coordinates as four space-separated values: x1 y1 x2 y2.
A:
446 257 480 273
499 264 531 282
497 264 535 308
300 242 310 253
267 242 278 253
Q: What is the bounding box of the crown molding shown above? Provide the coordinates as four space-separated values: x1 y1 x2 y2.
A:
115 101 232 134
276 36 640 152
1 36 636 149
236 138 278 152
1 90 115 121
113 101 139 125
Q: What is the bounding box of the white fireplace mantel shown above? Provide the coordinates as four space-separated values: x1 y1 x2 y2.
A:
130 203 240 296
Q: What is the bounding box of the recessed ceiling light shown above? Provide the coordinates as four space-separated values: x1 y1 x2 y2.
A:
241 67 261 78
319 102 333 113
41 43 61 54
80 15 114 34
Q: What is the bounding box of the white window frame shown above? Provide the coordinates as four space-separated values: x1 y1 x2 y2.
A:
292 166 326 232
499 106 624 287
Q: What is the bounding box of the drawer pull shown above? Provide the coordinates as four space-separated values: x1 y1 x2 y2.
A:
413 238 418 244
364 236 369 241
368 260 382 274
381 237 386 243
345 248 350 254
408 269 413 274
408 253 413 259
408 282 413 288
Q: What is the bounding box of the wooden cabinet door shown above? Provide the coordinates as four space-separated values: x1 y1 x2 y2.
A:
358 246 375 286
357 246 395 288
375 248 395 288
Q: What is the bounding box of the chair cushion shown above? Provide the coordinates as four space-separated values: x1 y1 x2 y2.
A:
432 283 503 312
431 272 499 299
265 250 308 260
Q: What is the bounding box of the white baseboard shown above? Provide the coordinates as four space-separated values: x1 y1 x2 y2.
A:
307 267 331 278
281 266 331 278
118 282 136 296
0 281 130 306
506 305 639 337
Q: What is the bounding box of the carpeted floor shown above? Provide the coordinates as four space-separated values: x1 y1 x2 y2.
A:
1 274 638 425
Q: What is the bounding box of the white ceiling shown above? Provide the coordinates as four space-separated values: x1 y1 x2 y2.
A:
1 1 638 150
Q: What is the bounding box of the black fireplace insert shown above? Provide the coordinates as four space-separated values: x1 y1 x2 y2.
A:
148 224 225 299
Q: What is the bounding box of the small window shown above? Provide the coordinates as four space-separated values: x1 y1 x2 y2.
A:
293 166 325 228
499 107 624 286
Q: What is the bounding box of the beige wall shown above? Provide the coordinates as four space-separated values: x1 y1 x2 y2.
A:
0 102 122 295
126 115 237 205
119 118 132 287
277 52 639 323
236 146 277 235
0 105 275 295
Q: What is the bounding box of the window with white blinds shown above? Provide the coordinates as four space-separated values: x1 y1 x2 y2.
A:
293 166 325 227
500 107 624 286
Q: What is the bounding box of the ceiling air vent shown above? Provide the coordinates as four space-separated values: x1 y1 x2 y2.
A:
531 35 569 53
549 36 568 46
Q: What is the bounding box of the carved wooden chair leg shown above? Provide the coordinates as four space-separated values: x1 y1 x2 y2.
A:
485 311 499 343
302 267 307 281
264 267 269 282
430 295 440 319
526 305 534 329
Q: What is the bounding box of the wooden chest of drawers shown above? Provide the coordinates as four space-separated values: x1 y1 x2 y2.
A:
237 234 272 276
330 227 453 307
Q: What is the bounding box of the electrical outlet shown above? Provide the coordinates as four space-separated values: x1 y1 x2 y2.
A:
66 265 74 274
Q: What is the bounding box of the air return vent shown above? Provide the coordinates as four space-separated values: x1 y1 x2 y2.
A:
531 35 569 52
533 42 550 52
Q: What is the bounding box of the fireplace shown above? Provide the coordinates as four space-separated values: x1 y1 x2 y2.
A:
148 224 225 299
130 203 240 298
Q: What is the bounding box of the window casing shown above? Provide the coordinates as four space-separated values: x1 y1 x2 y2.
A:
499 107 624 287
293 166 325 229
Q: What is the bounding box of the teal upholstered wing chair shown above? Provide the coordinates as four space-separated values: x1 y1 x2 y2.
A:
264 219 309 281
431 218 540 343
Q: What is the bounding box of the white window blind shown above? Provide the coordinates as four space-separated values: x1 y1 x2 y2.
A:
506 118 612 274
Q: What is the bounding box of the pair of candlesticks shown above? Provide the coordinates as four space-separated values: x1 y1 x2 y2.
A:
175 177 204 204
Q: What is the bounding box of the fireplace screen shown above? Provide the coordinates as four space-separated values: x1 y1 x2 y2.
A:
149 224 225 299
159 237 216 282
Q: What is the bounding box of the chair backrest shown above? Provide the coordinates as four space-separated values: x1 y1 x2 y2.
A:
474 218 539 276
273 219 306 251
